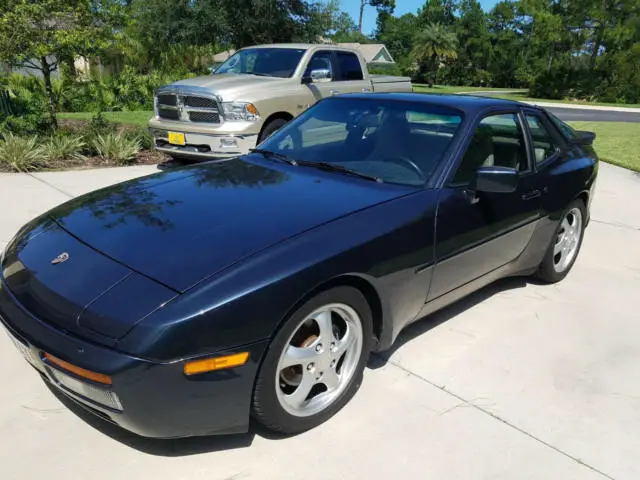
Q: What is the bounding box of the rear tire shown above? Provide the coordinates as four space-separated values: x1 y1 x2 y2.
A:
252 286 373 435
535 199 586 283
258 118 289 144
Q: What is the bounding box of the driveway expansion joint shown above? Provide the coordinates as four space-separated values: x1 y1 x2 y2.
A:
27 173 75 199
373 352 617 480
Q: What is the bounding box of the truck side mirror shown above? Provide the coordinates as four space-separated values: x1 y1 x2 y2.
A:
302 69 332 84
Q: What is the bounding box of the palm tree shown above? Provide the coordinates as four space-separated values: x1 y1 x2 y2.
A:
412 23 458 86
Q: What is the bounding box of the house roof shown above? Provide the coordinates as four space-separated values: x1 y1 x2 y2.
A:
336 44 395 64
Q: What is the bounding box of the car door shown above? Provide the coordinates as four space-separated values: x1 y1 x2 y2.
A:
427 110 545 300
331 50 372 94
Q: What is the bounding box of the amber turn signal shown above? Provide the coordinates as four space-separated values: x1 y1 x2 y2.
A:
246 103 258 115
44 353 113 385
184 352 249 376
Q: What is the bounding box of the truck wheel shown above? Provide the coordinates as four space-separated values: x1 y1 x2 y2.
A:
258 118 289 144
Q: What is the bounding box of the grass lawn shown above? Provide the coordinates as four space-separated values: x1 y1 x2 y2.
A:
413 84 526 94
58 111 153 126
483 91 640 109
569 121 640 172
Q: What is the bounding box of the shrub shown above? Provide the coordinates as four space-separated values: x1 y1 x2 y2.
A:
92 133 142 165
124 126 154 150
41 135 86 163
0 133 47 172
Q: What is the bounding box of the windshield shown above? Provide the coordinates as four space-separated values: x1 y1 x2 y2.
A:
258 98 463 186
215 48 306 78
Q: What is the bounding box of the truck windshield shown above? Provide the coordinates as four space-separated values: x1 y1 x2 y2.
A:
215 48 306 78
258 97 464 187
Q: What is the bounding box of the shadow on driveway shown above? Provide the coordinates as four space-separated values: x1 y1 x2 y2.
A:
368 276 531 369
45 382 288 457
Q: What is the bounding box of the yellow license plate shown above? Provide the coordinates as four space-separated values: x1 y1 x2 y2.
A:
168 132 185 146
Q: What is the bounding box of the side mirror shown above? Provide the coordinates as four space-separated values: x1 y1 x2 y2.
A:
571 130 596 146
474 166 518 194
302 68 332 84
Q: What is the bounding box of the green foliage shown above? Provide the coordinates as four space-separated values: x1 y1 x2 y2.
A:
412 22 458 85
92 133 142 165
41 135 86 163
0 0 124 128
0 134 47 172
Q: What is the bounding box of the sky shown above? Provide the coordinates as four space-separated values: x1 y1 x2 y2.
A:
340 0 499 34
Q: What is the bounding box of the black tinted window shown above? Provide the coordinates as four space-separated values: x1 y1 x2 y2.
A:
452 113 528 185
335 52 363 81
547 112 578 140
525 114 559 164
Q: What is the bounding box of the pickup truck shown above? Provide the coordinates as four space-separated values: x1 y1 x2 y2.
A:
148 43 413 159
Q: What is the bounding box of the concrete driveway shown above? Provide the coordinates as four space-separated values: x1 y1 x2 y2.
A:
1 162 639 479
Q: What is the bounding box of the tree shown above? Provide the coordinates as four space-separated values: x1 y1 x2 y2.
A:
412 22 458 85
0 0 124 129
358 0 395 33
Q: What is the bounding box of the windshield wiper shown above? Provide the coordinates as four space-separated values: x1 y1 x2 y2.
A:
297 161 383 183
249 148 298 165
245 72 272 77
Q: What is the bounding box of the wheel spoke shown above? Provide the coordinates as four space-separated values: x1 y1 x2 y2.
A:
285 373 316 408
334 324 356 358
280 345 317 369
315 310 334 344
561 217 571 233
554 236 566 256
323 368 340 392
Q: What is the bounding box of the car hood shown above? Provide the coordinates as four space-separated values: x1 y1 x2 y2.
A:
172 74 289 101
46 158 412 293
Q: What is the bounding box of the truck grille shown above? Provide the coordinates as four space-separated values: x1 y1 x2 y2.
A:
155 92 222 124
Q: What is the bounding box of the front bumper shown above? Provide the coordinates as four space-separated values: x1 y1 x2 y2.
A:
150 128 258 159
0 277 268 438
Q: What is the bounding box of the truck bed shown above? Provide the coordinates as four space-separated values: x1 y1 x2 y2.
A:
370 75 413 93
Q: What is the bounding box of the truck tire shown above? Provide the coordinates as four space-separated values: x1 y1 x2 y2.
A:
258 118 289 144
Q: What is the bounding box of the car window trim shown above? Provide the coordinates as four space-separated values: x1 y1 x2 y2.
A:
521 108 564 170
444 108 529 188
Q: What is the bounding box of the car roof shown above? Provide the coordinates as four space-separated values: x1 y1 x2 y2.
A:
336 92 532 115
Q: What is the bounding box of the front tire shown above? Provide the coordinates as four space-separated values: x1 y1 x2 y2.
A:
252 286 373 435
258 118 289 144
536 199 586 283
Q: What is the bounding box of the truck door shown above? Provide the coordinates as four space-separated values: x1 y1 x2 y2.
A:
331 51 372 95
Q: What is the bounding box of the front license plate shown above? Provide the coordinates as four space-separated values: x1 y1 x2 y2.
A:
168 131 186 146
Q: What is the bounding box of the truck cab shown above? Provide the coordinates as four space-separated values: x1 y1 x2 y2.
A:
149 43 412 160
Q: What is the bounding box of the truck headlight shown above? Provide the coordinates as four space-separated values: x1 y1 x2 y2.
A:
222 102 260 122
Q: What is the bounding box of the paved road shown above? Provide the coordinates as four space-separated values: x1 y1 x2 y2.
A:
546 106 640 122
1 164 640 479
461 91 640 122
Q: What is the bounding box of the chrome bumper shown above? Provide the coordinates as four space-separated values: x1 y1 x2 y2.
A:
150 128 258 159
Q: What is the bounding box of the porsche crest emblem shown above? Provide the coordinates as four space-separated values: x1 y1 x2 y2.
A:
51 252 70 265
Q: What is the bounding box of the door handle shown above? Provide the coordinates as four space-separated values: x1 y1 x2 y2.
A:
329 89 340 95
521 189 542 201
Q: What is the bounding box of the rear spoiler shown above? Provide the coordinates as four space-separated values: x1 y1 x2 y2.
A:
572 130 596 146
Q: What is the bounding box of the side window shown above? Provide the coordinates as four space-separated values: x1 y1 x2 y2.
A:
304 51 334 80
335 52 364 81
525 114 560 164
452 113 528 185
